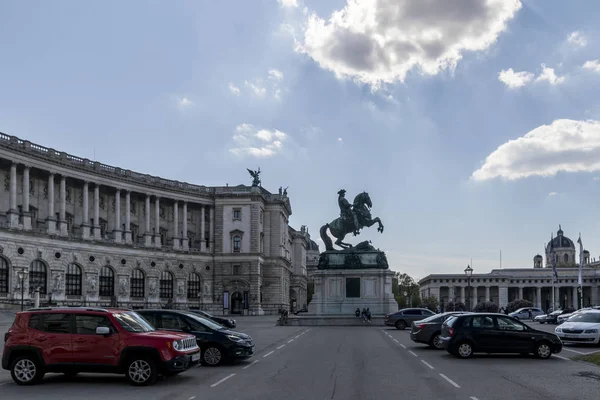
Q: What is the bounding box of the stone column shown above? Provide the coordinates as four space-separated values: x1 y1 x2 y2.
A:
498 286 509 309
209 206 214 252
113 189 122 243
554 286 560 309
518 286 523 300
571 286 577 309
448 286 454 303
93 184 101 239
182 202 189 251
154 196 161 248
6 162 19 227
59 176 68 236
124 191 132 244
460 286 465 303
22 165 32 230
200 205 206 252
144 194 152 246
536 286 542 309
46 173 56 234
81 181 91 239
173 201 180 250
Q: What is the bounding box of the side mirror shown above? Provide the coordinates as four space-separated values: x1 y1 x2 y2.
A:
96 326 111 335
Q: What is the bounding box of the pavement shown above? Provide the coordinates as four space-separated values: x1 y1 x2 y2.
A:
0 316 600 399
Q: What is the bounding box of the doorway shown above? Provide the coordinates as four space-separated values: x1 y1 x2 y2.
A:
231 291 243 314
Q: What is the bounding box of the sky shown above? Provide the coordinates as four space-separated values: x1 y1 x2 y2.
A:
2 0 600 281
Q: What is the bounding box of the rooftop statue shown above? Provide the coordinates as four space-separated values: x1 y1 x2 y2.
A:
320 190 384 251
247 167 261 187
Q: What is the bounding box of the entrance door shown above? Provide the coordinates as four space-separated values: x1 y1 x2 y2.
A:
231 291 243 314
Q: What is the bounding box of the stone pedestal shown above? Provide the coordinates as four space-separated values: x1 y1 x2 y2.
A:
22 212 32 231
46 217 56 235
144 233 153 247
81 224 91 240
7 210 19 228
59 221 68 236
113 229 122 244
124 230 132 244
154 234 161 248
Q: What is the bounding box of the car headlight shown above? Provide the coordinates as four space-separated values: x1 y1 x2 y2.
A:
227 335 243 342
172 340 181 351
584 329 598 333
555 328 562 333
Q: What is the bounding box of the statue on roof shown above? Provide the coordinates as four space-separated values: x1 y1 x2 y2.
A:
247 167 261 187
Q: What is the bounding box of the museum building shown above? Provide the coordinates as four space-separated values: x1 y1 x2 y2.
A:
0 132 315 315
419 226 600 311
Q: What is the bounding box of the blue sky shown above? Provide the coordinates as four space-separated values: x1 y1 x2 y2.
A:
2 0 600 280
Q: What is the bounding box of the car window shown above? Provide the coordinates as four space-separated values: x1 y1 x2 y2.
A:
496 316 525 331
471 316 494 328
41 313 71 334
404 310 421 315
184 313 226 330
75 315 114 334
28 314 43 330
161 313 188 330
140 312 158 327
113 312 154 332
568 313 600 323
184 315 209 332
421 310 435 316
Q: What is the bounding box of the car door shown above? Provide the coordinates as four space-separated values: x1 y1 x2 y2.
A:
494 316 532 352
404 309 423 324
469 315 498 352
71 314 120 366
29 313 73 364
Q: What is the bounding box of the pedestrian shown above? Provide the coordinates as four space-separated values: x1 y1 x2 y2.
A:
366 308 371 323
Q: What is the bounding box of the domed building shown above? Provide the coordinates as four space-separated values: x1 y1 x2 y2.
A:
545 225 577 268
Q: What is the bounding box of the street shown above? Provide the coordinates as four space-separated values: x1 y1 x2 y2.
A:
1 314 600 399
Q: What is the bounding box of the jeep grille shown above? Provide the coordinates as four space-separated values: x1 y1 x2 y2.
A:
182 336 198 350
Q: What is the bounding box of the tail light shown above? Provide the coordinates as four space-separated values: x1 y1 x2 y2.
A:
416 324 425 329
447 328 455 337
384 314 389 320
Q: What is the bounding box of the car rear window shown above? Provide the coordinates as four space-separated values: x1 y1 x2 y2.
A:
28 314 43 329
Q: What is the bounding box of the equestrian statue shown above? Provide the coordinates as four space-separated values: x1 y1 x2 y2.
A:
320 189 384 251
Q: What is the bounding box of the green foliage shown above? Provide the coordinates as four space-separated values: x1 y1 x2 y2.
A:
446 301 467 311
473 301 499 313
392 272 420 308
506 299 533 313
419 296 439 312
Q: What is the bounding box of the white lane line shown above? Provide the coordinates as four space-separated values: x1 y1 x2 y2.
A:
408 351 418 357
439 373 461 388
562 348 591 355
294 335 301 339
277 344 285 349
553 354 570 361
287 339 294 343
400 343 406 349
392 339 399 343
210 373 236 388
420 360 434 370
470 397 479 400
188 396 196 400
263 350 275 358
242 360 259 370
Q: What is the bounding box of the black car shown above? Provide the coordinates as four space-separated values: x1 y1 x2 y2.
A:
137 309 254 366
440 313 562 359
188 310 236 329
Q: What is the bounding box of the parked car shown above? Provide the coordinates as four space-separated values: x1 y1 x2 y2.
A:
555 310 600 345
556 307 600 325
509 307 545 320
385 308 436 330
187 310 236 329
534 313 553 324
410 312 471 349
440 313 562 359
2 307 200 386
545 309 574 324
137 309 254 366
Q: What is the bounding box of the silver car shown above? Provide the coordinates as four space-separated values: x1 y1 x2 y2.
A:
509 307 544 320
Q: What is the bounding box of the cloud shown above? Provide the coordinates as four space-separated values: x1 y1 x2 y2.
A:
338 137 343 142
244 80 267 96
268 69 284 81
297 0 522 88
498 68 534 89
229 124 289 158
278 0 298 8
231 69 285 100
567 31 587 47
535 64 565 85
177 97 194 108
471 119 600 181
583 60 600 73
228 83 241 95
548 192 558 197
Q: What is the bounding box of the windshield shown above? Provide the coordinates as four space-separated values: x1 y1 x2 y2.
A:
113 312 155 333
184 312 226 331
568 313 600 323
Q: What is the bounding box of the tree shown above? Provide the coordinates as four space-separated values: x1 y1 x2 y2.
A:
474 301 499 313
446 301 466 311
506 299 533 313
420 296 439 312
392 272 420 308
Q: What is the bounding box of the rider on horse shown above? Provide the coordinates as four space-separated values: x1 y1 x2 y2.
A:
338 189 360 236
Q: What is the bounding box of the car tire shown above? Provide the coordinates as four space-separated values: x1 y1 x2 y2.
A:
125 356 158 386
534 342 552 359
395 320 407 330
201 345 225 366
539 321 545 324
430 333 444 349
455 341 474 359
10 355 45 386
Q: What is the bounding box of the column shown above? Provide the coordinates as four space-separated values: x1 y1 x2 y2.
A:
460 286 465 304
554 286 560 309
154 196 161 248
81 181 91 239
59 176 68 236
498 286 509 309
144 194 152 246
124 191 132 244
46 173 56 234
93 184 101 239
485 286 490 303
173 201 180 250
209 206 214 252
536 286 542 309
571 286 577 309
22 166 32 230
113 189 122 243
448 286 454 304
200 205 206 252
518 286 523 300
8 162 18 227
182 202 189 251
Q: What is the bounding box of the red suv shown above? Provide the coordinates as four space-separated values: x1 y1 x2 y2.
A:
2 307 201 386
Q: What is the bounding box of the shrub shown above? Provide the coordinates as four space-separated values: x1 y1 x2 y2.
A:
473 301 499 313
419 296 439 312
446 301 467 311
506 299 533 314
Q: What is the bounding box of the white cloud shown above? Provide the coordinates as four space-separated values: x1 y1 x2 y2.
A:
583 60 600 73
177 97 194 108
337 137 343 142
535 64 565 85
548 192 558 197
278 0 298 8
471 119 600 181
297 0 522 88
244 80 267 96
567 31 587 47
228 83 241 95
229 124 289 158
498 68 534 89
268 69 284 81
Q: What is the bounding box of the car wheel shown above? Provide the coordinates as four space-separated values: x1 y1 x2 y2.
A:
430 333 444 349
125 357 158 386
539 321 545 324
202 345 225 366
10 355 45 386
395 320 407 330
535 342 552 359
456 342 473 359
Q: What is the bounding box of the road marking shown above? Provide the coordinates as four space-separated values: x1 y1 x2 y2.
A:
562 348 593 355
393 339 399 343
188 396 196 400
408 350 418 357
439 373 461 388
277 344 285 349
470 397 479 400
263 351 274 358
294 335 301 339
553 355 570 361
421 360 434 369
288 339 294 343
242 360 259 370
400 344 406 349
210 373 236 388
0 382 7 386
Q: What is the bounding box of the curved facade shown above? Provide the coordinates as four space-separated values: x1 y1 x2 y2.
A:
0 132 313 315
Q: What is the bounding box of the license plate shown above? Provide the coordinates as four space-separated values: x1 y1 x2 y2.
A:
191 352 200 362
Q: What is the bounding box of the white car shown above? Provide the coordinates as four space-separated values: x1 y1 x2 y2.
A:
555 310 600 345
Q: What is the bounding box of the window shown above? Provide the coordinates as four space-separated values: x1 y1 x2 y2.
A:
41 313 71 334
233 265 240 275
66 264 82 296
140 312 158 327
161 313 186 330
75 315 114 334
233 208 241 220
187 273 201 299
29 260 47 295
160 271 174 298
0 257 8 295
28 314 42 330
260 233 264 253
260 210 264 224
233 235 241 252
564 254 569 263
496 316 525 331
130 269 145 298
99 266 114 297
471 316 495 328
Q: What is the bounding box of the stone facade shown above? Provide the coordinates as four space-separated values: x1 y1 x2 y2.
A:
0 132 313 315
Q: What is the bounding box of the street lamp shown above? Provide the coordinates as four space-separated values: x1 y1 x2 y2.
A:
464 265 473 311
403 291 409 307
17 269 29 311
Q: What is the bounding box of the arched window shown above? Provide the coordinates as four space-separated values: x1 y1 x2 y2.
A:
99 266 114 297
187 273 201 299
0 257 8 295
564 254 569 263
130 269 145 298
233 235 241 252
160 271 173 298
66 264 82 296
29 260 47 294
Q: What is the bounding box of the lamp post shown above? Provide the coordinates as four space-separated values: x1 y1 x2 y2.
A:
464 265 473 311
17 269 29 311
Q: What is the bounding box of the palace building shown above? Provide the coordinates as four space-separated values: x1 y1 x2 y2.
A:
0 132 316 315
419 226 600 311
